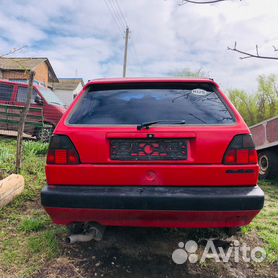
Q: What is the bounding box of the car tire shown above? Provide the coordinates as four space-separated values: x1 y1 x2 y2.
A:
35 124 54 142
258 150 277 179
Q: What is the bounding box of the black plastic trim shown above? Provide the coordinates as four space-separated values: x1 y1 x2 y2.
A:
41 185 264 211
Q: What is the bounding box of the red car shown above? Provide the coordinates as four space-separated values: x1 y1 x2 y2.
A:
41 78 264 234
0 80 66 140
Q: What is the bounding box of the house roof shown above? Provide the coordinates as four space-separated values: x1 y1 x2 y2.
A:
0 57 59 82
52 78 84 91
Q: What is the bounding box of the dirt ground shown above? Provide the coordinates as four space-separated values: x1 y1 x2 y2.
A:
35 227 277 278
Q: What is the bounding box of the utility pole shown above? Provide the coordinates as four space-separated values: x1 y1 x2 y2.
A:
123 26 129 77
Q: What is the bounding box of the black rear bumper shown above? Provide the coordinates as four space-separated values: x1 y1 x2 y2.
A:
41 185 264 211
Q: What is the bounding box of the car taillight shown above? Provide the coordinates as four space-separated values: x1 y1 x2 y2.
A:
47 135 80 164
223 134 258 165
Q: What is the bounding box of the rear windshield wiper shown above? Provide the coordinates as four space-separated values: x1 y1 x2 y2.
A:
137 120 186 130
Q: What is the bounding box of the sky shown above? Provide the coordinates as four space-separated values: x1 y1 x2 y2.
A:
0 0 277 93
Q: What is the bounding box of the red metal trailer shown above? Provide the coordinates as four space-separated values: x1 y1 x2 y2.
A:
250 116 278 179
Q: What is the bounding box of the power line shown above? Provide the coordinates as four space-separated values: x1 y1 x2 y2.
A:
110 0 143 74
109 0 126 28
107 0 126 30
103 0 144 75
103 0 124 35
0 45 27 58
112 0 128 27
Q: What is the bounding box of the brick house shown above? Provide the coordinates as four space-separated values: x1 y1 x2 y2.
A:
0 57 59 87
52 78 84 107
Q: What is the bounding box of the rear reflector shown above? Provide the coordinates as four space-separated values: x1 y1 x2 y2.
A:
47 135 80 165
223 134 257 165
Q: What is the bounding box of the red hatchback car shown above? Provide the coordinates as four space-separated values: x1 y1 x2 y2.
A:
41 78 264 233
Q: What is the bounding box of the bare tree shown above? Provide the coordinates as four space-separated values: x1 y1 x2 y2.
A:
177 1 277 62
227 42 278 61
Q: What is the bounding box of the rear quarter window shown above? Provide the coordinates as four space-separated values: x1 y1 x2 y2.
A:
16 87 38 104
68 82 235 126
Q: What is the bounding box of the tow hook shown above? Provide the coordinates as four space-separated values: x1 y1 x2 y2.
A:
66 223 105 244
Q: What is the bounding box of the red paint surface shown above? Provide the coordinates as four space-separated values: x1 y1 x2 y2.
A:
45 207 260 228
46 164 259 186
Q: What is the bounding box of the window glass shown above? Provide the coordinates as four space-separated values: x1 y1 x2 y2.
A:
69 83 235 125
38 86 64 106
16 87 37 104
0 84 14 101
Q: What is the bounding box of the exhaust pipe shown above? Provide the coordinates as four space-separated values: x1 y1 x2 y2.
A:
66 232 95 244
66 223 105 244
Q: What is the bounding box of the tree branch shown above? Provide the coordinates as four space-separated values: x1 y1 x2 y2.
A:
227 42 278 60
179 0 230 5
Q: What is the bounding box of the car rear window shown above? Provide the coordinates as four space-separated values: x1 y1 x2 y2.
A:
68 83 235 125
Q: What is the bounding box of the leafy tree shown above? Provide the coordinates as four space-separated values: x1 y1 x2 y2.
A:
228 89 257 125
256 74 278 122
228 74 278 126
174 69 277 126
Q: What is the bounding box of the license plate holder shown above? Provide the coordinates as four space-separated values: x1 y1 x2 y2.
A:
110 139 187 161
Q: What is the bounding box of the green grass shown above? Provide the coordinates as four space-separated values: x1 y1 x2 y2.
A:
0 140 16 175
0 138 66 277
242 180 278 263
0 139 48 178
24 140 49 156
19 214 51 233
27 230 60 258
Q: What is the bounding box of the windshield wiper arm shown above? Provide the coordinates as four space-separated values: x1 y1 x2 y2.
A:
137 120 186 130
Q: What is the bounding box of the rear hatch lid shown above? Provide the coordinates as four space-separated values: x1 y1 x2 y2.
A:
48 80 257 186
65 81 237 165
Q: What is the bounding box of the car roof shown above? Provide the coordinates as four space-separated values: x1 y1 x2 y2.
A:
87 77 217 86
0 79 41 89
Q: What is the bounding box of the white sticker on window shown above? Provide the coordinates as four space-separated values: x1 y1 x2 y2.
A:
192 89 209 96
